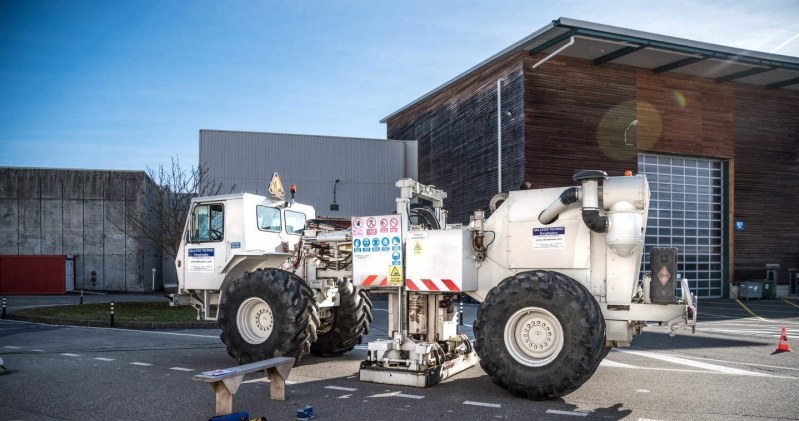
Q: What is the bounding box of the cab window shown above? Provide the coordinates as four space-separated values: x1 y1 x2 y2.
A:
284 210 306 235
190 203 224 242
256 206 281 232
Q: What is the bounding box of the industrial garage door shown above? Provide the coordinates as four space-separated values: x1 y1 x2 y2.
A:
638 154 725 298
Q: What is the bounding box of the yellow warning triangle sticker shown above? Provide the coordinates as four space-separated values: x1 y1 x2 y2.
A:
268 172 285 198
390 266 401 276
414 242 422 251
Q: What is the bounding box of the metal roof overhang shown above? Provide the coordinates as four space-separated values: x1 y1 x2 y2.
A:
381 17 799 123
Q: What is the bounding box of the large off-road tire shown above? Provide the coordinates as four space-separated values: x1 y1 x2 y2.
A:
473 270 605 400
218 268 319 364
310 280 373 357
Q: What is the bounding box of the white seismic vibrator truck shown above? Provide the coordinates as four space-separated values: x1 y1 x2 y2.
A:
172 171 696 399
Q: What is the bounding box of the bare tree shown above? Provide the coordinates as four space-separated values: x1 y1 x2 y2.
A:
122 156 235 259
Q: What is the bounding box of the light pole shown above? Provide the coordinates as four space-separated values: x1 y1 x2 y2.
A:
330 179 340 211
624 119 639 146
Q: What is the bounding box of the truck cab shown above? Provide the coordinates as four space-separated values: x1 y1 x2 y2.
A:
173 191 315 319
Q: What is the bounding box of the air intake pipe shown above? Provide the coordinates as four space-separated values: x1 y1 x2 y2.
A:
538 170 608 233
573 170 608 233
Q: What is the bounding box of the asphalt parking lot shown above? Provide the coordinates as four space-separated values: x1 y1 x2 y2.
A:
1 294 798 420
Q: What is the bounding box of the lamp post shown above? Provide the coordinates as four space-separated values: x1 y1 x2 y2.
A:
330 179 340 211
624 119 639 146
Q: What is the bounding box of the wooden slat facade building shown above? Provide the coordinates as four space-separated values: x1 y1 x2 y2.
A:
383 18 799 298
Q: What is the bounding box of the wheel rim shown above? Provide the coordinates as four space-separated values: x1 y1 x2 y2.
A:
503 307 564 367
237 297 274 344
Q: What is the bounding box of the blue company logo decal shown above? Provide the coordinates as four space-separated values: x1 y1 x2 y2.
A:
532 227 565 236
188 248 215 257
231 242 241 249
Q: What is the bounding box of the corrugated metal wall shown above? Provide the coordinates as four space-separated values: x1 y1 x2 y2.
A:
199 131 417 218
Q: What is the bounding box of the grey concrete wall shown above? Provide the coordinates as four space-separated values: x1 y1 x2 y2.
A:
0 168 164 292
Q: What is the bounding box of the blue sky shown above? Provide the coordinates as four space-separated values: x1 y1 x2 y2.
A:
1 1 798 172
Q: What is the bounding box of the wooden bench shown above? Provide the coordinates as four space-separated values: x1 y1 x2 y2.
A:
193 357 295 416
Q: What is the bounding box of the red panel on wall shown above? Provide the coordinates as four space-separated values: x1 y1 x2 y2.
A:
0 255 66 295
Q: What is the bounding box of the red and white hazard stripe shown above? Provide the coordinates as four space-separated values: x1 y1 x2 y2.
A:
405 279 461 292
358 275 388 287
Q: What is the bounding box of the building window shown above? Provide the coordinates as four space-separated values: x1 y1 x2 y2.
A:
256 206 281 232
190 203 224 243
638 154 724 298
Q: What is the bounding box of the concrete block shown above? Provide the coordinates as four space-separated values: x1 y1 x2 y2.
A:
83 232 104 255
162 256 178 287
127 257 146 292
19 231 41 254
40 172 63 199
74 260 85 288
64 172 84 199
103 254 126 290
126 176 145 201
41 199 63 230
63 200 83 230
18 171 40 199
104 200 126 233
85 172 106 199
41 230 63 254
18 199 41 231
126 235 145 254
83 200 104 229
105 176 126 201
104 232 126 255
0 231 18 253
82 254 103 290
63 230 84 255
0 199 18 230
0 172 18 199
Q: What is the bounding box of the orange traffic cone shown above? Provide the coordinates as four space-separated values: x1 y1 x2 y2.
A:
774 327 792 354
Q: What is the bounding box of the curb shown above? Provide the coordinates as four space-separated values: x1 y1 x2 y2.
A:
5 314 217 330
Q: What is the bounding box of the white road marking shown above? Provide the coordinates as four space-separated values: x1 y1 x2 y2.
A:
32 349 45 352
94 357 115 362
546 409 588 417
170 367 194 372
463 401 501 408
396 393 425 399
130 362 152 366
368 391 423 399
4 346 21 349
60 353 80 357
325 386 357 392
600 359 637 368
618 350 766 376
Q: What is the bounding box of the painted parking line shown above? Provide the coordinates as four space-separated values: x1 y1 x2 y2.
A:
94 357 115 362
325 385 357 392
60 353 80 357
170 367 194 372
130 362 152 366
784 299 799 310
735 300 770 322
600 359 637 368
395 393 425 399
546 409 588 417
617 350 766 376
463 400 501 408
